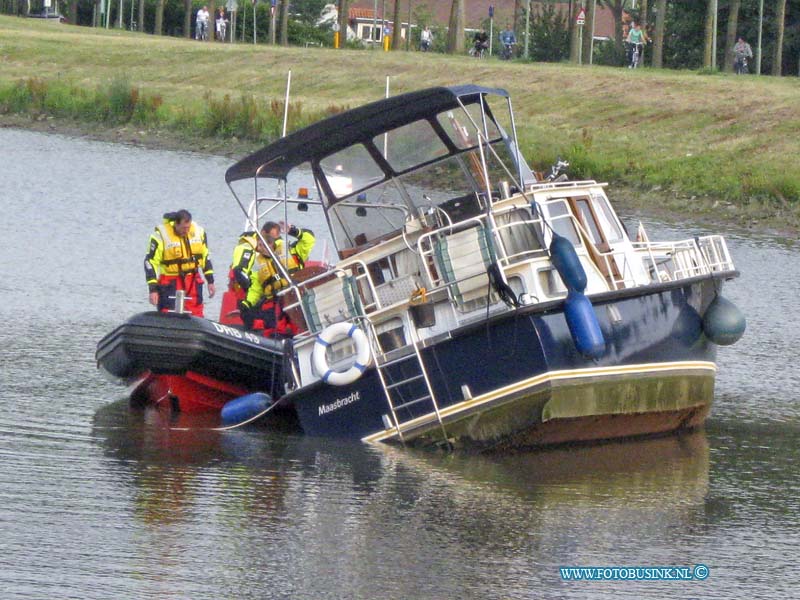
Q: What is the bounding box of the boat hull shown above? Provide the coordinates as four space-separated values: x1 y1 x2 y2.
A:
96 312 290 413
289 276 725 449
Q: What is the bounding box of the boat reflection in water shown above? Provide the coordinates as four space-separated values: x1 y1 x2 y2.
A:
95 394 708 538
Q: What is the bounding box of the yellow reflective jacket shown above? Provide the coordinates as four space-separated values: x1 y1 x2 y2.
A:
246 253 283 306
145 220 214 289
229 232 258 291
275 226 316 267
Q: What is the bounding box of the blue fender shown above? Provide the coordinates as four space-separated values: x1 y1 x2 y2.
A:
564 290 606 358
550 233 587 293
221 392 273 425
703 296 746 346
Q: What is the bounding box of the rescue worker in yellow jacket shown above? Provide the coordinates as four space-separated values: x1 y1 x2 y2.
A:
238 221 315 335
144 209 215 317
228 230 259 301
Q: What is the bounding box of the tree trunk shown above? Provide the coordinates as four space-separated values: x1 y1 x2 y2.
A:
280 0 289 45
183 0 191 37
652 0 666 68
703 0 714 68
772 0 786 76
391 0 401 49
338 0 349 47
569 0 581 63
513 0 520 35
582 0 596 64
155 0 164 35
139 0 145 32
599 0 625 59
208 0 216 40
447 0 465 54
639 0 648 64
723 0 740 72
68 0 78 23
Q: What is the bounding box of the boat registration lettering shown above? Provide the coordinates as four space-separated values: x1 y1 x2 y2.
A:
319 391 360 416
212 322 261 345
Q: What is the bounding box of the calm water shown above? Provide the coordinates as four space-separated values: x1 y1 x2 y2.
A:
0 129 797 599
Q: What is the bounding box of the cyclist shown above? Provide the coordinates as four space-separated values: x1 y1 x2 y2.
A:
499 25 516 60
419 26 433 52
472 29 489 58
195 5 209 41
733 37 753 75
626 22 646 68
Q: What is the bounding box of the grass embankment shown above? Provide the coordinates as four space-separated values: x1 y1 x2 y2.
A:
2 16 799 227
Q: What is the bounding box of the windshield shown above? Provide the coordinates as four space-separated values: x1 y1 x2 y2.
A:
322 98 524 250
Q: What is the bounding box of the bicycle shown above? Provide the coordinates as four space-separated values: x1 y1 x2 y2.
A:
196 21 208 41
469 40 488 59
500 42 515 60
628 42 643 68
734 56 749 75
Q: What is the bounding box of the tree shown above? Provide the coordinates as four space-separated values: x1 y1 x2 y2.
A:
568 0 580 63
338 0 349 47
639 0 649 63
183 0 192 37
652 0 666 67
582 0 597 63
67 0 77 23
723 0 741 71
391 0 401 49
599 0 628 60
703 0 715 68
280 0 289 45
155 0 165 34
773 0 786 75
447 0 465 53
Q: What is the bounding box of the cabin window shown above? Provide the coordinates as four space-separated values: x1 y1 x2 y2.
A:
376 119 449 173
320 144 384 199
494 208 544 263
592 194 624 243
329 177 410 250
538 267 568 298
574 198 604 245
375 318 406 352
544 200 581 246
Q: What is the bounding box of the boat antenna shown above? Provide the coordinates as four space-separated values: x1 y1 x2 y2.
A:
383 75 390 158
282 69 292 265
282 69 292 138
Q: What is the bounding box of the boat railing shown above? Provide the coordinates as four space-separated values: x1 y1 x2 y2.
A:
277 260 379 336
416 216 494 308
631 235 735 283
526 179 601 193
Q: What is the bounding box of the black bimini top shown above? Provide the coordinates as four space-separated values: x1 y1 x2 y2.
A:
224 84 509 184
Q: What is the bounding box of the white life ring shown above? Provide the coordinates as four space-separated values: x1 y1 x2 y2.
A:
312 322 372 386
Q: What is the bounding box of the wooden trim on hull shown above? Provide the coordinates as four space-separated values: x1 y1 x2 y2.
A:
362 361 716 448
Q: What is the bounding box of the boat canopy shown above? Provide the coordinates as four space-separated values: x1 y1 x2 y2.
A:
224 85 511 189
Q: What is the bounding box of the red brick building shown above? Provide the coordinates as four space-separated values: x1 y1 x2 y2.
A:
347 1 617 43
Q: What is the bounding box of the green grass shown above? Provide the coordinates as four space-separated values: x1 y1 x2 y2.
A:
1 15 799 213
